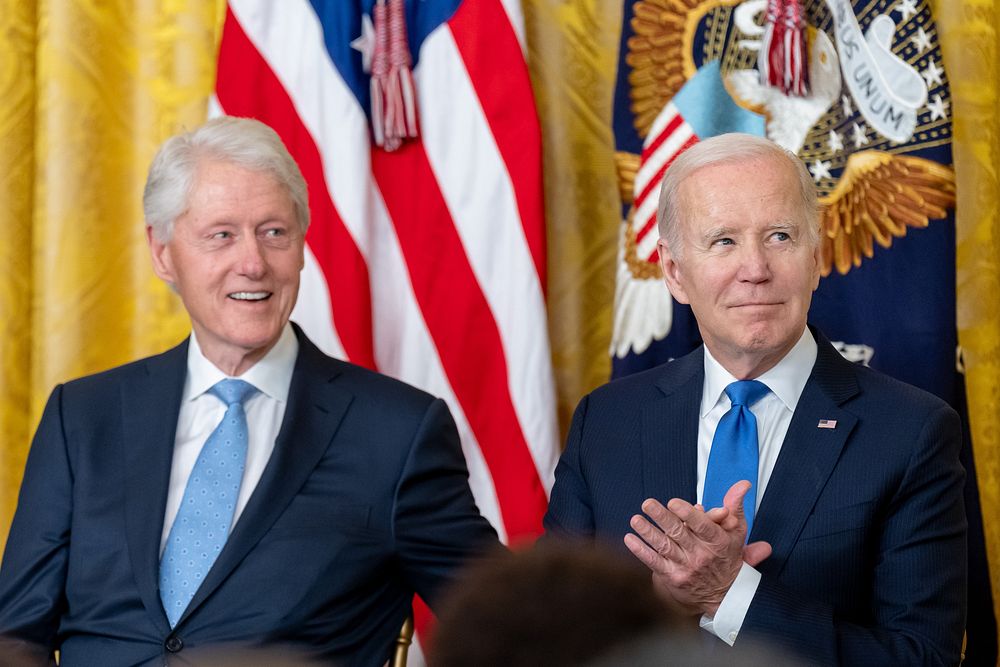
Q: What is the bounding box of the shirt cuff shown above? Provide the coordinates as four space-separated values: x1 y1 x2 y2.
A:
698 561 761 646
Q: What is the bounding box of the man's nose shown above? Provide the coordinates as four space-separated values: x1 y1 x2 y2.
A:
738 244 771 282
237 236 267 278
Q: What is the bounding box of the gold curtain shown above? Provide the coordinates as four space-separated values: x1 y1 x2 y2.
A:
523 0 623 438
936 0 1000 641
0 0 223 554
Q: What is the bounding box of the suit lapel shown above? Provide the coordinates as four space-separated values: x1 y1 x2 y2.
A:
751 335 860 576
121 340 188 634
178 331 354 625
642 349 703 504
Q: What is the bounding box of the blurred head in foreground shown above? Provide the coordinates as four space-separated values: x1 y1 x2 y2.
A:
429 542 687 667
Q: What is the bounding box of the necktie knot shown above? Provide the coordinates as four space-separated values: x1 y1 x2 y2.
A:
724 380 770 408
209 379 257 407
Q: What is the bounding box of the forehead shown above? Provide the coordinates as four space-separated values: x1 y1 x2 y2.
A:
676 156 803 231
184 160 294 216
191 159 282 193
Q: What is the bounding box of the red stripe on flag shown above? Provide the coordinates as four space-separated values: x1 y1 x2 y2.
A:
447 0 547 292
633 162 670 218
372 142 547 540
216 7 376 370
633 136 698 245
634 129 696 210
640 111 683 165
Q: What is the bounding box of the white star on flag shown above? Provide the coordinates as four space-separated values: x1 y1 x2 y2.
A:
922 59 945 88
852 123 870 148
350 13 375 73
895 0 918 22
842 94 854 117
809 159 833 182
910 27 932 53
828 129 844 153
927 94 950 121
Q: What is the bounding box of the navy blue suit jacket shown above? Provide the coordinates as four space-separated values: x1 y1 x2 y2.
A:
0 326 498 666
545 332 966 665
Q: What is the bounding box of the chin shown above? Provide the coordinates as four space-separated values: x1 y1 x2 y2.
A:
226 327 283 354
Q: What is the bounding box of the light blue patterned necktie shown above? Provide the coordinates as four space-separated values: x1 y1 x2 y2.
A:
159 378 256 627
702 380 770 539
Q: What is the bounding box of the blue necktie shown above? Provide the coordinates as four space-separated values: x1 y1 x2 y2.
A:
159 379 256 627
702 380 770 538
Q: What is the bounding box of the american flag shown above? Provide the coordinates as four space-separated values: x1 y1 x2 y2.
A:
214 0 558 654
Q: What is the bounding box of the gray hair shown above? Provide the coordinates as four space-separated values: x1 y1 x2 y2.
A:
143 116 309 242
656 133 819 257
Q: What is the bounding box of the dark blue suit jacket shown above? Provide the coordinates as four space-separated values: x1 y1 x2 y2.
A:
545 332 966 666
0 326 499 666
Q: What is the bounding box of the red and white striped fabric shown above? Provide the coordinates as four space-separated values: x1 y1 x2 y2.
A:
214 0 558 658
630 102 697 264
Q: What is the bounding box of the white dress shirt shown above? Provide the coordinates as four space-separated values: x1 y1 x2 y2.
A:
697 327 817 645
159 324 299 555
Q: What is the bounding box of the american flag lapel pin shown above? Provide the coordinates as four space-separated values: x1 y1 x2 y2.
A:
817 419 837 429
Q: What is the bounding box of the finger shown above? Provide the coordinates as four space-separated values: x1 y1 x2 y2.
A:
723 480 752 527
743 540 773 567
705 506 729 524
630 513 685 562
624 533 670 574
668 498 725 544
642 498 699 553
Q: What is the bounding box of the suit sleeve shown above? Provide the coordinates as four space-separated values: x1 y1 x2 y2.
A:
0 385 73 657
543 395 596 538
741 402 967 666
390 398 502 608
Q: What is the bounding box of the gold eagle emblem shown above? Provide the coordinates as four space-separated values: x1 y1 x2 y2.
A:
616 0 956 279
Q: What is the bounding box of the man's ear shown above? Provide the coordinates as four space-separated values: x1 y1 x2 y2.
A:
147 225 175 285
658 239 690 304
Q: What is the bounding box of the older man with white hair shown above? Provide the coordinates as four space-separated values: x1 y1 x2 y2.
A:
0 116 499 667
545 133 967 666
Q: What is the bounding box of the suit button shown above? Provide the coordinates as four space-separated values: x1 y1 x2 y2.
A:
165 636 183 652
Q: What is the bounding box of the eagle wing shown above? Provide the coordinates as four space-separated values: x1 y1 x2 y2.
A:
819 151 956 276
627 0 703 137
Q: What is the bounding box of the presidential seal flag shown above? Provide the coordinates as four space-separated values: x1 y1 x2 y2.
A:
214 0 559 657
610 0 996 660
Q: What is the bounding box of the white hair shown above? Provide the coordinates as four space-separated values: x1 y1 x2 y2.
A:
143 116 309 242
656 133 819 257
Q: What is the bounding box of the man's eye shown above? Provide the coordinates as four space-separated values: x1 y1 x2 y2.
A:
264 228 285 237
713 238 734 246
772 232 791 242
212 231 232 240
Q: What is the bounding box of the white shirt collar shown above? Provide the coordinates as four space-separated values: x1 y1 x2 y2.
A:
182 324 299 403
701 327 818 417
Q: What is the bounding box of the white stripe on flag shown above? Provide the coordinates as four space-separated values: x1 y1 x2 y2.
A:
417 26 558 491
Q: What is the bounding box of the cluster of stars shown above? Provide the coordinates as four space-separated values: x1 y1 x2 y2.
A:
810 0 950 182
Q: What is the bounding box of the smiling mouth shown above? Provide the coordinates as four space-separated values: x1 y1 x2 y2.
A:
229 291 272 301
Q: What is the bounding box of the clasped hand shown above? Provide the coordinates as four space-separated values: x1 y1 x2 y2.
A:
623 480 772 616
